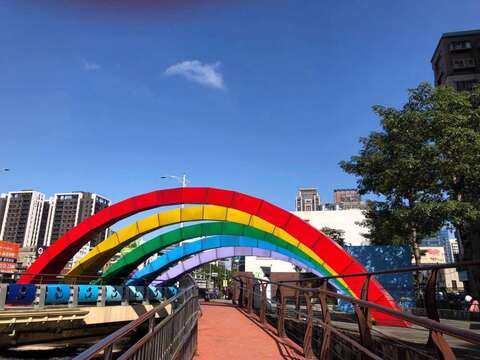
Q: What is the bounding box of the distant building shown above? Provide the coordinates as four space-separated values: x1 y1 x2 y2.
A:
0 195 7 232
419 246 463 291
333 189 362 210
37 200 50 247
0 190 45 247
293 209 368 246
420 228 457 263
44 192 111 266
295 188 321 211
431 29 480 90
244 206 369 276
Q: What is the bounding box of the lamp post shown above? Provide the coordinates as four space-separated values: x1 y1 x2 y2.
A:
160 174 189 230
160 174 188 188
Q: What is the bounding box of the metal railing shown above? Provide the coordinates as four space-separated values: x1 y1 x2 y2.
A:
232 261 480 360
74 284 200 360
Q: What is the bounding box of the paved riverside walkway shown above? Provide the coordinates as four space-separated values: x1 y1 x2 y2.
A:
196 302 305 360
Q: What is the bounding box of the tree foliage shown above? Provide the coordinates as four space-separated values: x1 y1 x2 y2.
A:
321 227 346 247
340 83 480 285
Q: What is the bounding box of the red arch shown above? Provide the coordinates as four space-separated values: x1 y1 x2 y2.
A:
19 187 406 326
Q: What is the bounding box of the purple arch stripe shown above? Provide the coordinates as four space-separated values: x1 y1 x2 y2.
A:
151 247 321 285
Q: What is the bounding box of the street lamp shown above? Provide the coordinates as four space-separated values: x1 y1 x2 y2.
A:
161 174 190 229
160 174 189 188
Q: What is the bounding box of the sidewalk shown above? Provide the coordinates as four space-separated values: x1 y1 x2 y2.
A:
196 302 305 360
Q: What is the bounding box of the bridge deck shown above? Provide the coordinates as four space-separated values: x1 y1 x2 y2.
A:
196 302 305 360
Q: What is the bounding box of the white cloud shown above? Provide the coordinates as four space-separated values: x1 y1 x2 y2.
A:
83 60 101 72
164 60 224 89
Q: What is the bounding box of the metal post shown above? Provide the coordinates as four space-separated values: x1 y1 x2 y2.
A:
70 285 79 307
0 284 7 310
303 292 315 359
121 286 129 306
354 275 372 356
238 279 244 308
319 282 332 360
260 283 267 325
295 289 301 320
143 286 150 305
276 287 286 338
425 269 456 360
247 277 254 314
98 286 106 307
36 285 46 309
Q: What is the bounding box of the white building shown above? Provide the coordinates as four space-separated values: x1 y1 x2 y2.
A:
244 209 368 277
0 190 46 247
292 209 368 246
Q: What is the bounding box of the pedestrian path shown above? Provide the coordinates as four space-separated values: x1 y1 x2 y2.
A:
196 302 305 360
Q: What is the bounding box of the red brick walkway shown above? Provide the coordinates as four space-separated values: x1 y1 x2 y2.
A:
195 302 305 360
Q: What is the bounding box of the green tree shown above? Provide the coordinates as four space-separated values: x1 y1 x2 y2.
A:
320 227 346 247
429 85 480 296
341 82 480 296
340 83 445 271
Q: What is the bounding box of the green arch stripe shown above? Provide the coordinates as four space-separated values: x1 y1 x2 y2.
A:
98 221 350 294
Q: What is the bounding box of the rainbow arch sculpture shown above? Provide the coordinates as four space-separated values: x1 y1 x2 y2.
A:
127 236 333 285
150 247 313 285
19 187 406 326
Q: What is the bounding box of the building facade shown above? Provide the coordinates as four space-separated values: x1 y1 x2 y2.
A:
0 196 7 232
0 191 45 247
431 29 480 90
293 209 368 246
420 228 458 264
295 188 321 211
44 192 111 266
333 188 362 210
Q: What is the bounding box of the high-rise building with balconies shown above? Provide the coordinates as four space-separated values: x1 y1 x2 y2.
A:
0 190 45 247
431 29 480 90
295 188 321 211
45 191 110 247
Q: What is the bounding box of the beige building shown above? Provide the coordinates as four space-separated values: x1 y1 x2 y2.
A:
419 246 463 291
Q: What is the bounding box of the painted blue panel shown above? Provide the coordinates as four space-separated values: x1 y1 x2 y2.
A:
337 246 415 312
257 240 277 251
127 286 145 302
45 285 70 305
239 237 258 247
6 284 36 305
219 236 238 247
147 286 163 302
186 240 203 253
165 286 178 298
202 236 220 249
78 285 99 303
105 285 123 303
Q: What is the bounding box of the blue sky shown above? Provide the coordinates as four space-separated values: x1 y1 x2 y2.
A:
0 0 479 211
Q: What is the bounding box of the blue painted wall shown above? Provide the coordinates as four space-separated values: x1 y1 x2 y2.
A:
338 245 415 311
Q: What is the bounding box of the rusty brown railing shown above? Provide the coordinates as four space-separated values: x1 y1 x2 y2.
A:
232 262 480 360
73 284 199 360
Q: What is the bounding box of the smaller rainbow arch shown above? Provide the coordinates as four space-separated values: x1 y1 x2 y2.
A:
150 247 309 285
126 236 348 290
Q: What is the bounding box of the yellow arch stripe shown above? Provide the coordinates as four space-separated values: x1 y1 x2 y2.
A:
67 205 351 293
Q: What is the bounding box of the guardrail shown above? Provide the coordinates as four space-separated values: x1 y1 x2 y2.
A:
233 261 480 360
0 283 179 309
74 284 199 360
